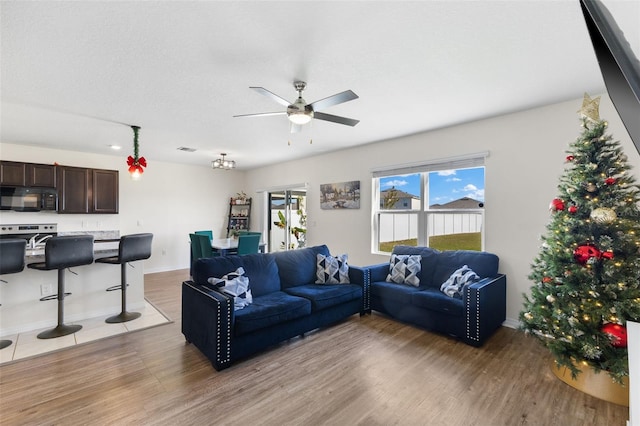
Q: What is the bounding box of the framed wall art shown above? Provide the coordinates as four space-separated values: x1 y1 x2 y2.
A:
320 180 360 209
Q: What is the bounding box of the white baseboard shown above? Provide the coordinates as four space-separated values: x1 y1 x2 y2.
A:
502 317 521 329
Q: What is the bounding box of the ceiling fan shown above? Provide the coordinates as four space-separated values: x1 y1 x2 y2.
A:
234 81 359 133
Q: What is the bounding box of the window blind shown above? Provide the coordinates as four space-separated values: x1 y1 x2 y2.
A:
371 151 489 178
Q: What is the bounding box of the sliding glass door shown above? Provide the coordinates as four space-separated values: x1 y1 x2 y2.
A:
268 189 306 252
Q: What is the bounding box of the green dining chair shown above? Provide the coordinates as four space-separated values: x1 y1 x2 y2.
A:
195 230 213 242
189 233 203 262
237 234 261 255
238 230 262 237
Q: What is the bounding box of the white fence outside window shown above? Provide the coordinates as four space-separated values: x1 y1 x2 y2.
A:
379 211 483 243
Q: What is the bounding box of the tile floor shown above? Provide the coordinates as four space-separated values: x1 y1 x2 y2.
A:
0 300 170 364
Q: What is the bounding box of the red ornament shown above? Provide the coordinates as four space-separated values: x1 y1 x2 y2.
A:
604 177 616 185
573 244 601 265
568 205 578 214
549 198 565 212
601 250 614 259
566 155 575 162
601 323 627 348
542 276 553 284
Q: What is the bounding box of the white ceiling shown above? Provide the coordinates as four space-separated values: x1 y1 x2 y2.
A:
1 1 639 170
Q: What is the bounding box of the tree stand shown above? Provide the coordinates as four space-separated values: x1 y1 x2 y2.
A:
551 360 629 406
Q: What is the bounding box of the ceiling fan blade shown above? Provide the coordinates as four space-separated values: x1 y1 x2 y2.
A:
308 90 358 112
250 87 291 107
233 111 287 118
313 112 360 127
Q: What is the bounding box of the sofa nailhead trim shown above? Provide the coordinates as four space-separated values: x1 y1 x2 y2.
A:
364 269 371 311
465 287 481 342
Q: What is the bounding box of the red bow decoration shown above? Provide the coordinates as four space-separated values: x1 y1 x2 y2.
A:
127 155 147 175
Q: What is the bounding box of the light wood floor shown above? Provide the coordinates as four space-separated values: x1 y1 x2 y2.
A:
0 269 629 425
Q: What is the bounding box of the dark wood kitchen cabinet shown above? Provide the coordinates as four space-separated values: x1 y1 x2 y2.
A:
57 166 118 214
91 169 119 213
0 161 56 187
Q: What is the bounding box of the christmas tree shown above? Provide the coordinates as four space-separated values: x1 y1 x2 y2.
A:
520 93 640 382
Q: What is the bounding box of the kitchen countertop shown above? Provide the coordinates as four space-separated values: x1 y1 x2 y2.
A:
58 230 120 241
25 247 119 264
24 230 121 263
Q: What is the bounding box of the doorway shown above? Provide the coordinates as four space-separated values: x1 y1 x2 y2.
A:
268 189 307 252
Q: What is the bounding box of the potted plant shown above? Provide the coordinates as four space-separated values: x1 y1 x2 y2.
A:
235 191 247 204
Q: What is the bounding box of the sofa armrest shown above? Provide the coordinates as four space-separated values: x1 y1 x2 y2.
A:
462 274 507 346
182 280 234 370
368 262 389 282
348 265 371 312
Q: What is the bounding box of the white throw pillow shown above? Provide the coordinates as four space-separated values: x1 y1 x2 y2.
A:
208 266 253 310
440 265 480 298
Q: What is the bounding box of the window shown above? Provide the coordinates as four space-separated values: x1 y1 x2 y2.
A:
372 153 486 253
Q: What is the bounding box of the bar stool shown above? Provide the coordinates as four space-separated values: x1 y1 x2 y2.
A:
27 235 94 339
96 233 153 323
0 239 27 349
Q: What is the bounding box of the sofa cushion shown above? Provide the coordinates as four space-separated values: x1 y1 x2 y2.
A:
371 280 422 305
440 265 480 298
411 288 464 316
284 284 362 311
193 253 281 298
275 245 331 289
432 250 499 286
392 246 440 287
387 254 421 287
233 291 311 336
315 253 350 284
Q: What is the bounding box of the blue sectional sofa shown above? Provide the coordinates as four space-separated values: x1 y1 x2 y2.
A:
182 245 369 370
367 246 506 346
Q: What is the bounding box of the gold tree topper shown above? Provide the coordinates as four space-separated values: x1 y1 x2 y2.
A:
578 93 601 123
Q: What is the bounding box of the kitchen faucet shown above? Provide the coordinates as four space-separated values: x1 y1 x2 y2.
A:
28 234 53 249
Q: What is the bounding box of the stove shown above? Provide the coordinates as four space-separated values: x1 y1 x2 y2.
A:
0 223 58 248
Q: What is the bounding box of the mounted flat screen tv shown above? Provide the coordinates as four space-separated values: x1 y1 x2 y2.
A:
580 0 640 153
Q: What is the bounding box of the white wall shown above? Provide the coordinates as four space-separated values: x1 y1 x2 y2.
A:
244 95 640 326
3 95 637 325
0 143 246 273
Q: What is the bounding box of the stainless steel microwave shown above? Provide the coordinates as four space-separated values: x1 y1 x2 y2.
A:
0 187 58 211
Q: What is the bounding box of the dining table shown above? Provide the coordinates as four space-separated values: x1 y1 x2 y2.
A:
210 238 266 256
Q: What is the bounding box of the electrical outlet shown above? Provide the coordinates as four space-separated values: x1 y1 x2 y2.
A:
40 283 54 296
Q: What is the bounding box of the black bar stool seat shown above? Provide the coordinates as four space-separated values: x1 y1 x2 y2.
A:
0 239 27 349
96 233 153 323
27 235 94 339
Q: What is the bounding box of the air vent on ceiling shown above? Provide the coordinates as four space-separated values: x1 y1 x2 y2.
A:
177 147 197 152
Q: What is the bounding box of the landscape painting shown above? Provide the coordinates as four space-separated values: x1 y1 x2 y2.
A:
320 180 360 210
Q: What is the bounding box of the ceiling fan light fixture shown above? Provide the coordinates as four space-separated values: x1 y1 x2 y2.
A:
212 153 236 170
288 111 313 125
287 96 314 125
